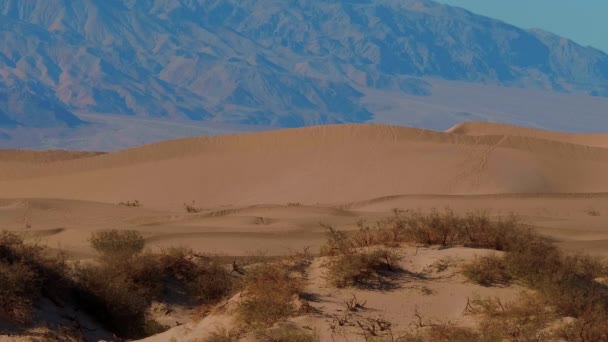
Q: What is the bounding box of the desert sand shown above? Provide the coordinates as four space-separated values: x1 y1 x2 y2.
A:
2 121 608 341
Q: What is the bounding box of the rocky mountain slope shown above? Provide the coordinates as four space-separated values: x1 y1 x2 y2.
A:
0 0 607 142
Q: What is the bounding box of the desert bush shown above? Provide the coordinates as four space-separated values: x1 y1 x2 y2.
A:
73 262 158 337
188 261 234 303
397 209 462 246
184 201 203 213
256 324 319 342
89 230 145 259
389 209 531 250
202 327 243 342
320 224 353 256
119 200 141 207
73 239 235 338
0 262 39 325
0 232 70 326
238 263 303 325
154 247 235 303
465 293 554 341
326 248 400 288
422 323 484 342
462 254 511 287
555 309 608 342
502 237 608 318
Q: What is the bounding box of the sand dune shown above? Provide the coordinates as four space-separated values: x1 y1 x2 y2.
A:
448 121 608 148
3 122 608 340
1 123 608 209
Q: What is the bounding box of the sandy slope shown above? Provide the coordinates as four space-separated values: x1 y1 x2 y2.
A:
1 123 608 210
448 121 608 148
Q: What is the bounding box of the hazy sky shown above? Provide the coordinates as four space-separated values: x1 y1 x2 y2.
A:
435 0 607 53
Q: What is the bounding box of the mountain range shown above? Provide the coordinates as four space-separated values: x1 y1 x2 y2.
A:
1 0 608 149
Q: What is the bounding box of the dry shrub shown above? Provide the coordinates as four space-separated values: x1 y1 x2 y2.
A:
0 262 38 325
89 230 145 259
323 210 530 252
0 231 235 339
465 293 554 341
201 327 243 342
555 310 608 342
422 323 483 342
75 240 234 338
162 248 236 303
350 220 402 249
396 323 481 342
396 209 462 246
0 231 69 326
320 224 353 256
326 248 400 288
73 262 159 338
280 247 314 276
184 201 203 213
586 208 601 217
504 239 608 318
256 324 319 342
238 263 303 325
187 259 235 304
390 209 530 250
462 254 511 287
119 200 141 207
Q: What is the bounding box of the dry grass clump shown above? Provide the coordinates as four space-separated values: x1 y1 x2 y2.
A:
462 254 511 287
238 263 304 325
